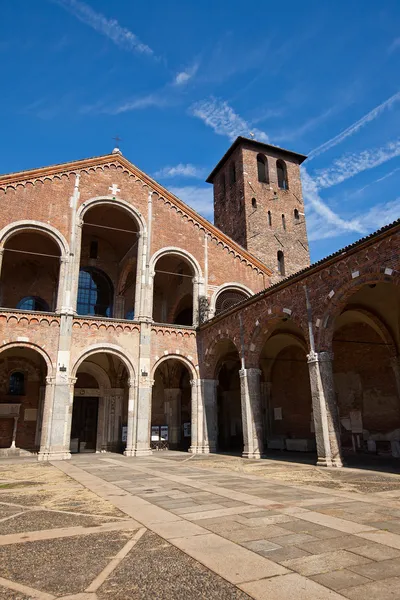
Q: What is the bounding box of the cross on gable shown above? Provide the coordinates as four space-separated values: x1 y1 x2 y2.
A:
109 183 121 195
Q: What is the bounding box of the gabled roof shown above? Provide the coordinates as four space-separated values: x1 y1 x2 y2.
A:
0 151 272 276
206 136 308 183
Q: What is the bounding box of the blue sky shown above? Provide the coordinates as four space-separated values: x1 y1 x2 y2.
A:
1 0 400 262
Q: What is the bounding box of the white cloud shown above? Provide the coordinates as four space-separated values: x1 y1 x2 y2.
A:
314 138 400 189
302 166 400 242
106 93 169 114
190 97 269 142
155 164 204 179
174 63 199 86
301 169 363 241
308 91 400 159
53 0 153 56
351 166 400 197
169 186 214 221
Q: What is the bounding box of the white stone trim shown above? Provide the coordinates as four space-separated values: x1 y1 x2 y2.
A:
0 220 69 257
151 353 198 380
148 246 203 279
71 343 136 383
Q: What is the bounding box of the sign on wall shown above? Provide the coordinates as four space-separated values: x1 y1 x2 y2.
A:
183 422 191 438
160 425 168 441
151 426 160 441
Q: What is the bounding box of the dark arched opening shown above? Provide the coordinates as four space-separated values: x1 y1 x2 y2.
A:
77 267 114 317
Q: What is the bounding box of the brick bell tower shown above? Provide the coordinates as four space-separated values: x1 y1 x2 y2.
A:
206 136 310 280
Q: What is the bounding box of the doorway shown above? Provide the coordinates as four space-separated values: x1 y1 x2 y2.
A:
70 397 98 453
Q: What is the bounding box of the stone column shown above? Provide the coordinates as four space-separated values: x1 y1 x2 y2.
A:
127 377 153 456
114 295 125 319
44 376 76 460
192 276 205 327
307 351 343 467
37 376 56 460
261 381 271 447
55 256 69 313
189 379 200 454
124 380 137 456
200 379 218 453
239 368 264 459
164 388 181 449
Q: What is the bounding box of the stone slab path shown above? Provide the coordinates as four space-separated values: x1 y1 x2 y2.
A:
0 452 400 598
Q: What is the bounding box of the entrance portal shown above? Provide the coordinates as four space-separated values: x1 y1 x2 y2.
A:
70 397 99 453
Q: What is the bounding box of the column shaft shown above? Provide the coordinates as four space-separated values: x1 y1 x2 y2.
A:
239 368 264 459
37 377 55 460
308 351 343 467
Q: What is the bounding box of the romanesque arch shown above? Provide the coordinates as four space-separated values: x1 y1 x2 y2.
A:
75 197 146 320
0 221 69 312
71 344 135 454
209 282 253 318
0 343 50 452
150 247 203 326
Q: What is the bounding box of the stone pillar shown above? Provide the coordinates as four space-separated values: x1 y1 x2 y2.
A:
192 276 205 327
189 379 200 453
114 295 125 319
200 379 218 453
124 380 137 456
44 376 76 460
164 388 181 449
261 381 271 446
127 377 153 456
125 321 153 456
55 256 69 313
37 377 56 460
307 351 343 467
239 368 264 459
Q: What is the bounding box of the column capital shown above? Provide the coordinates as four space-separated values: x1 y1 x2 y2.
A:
307 350 334 363
45 376 56 385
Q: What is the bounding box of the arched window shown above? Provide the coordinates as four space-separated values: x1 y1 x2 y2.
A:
215 289 249 315
16 296 49 312
8 371 25 396
282 214 286 230
268 211 272 226
277 160 288 190
257 154 269 183
294 208 300 222
252 197 257 208
229 162 236 185
77 267 113 317
277 250 285 276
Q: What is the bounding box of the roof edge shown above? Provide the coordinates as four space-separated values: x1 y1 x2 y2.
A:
200 218 400 329
0 152 273 276
206 136 308 183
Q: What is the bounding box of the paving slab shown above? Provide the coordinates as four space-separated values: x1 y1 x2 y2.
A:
240 572 347 599
282 550 371 577
348 542 400 560
348 556 400 580
311 570 371 591
341 576 400 599
172 532 288 584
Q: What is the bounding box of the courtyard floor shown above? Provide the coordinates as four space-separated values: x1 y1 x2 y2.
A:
0 453 400 599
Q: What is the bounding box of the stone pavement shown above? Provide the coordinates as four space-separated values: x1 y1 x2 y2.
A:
0 453 400 599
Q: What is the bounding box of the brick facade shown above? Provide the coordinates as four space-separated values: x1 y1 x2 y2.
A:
0 140 398 465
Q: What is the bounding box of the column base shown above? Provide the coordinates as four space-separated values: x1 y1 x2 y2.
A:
317 456 343 468
124 448 153 457
242 450 262 459
39 451 71 462
189 445 216 454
